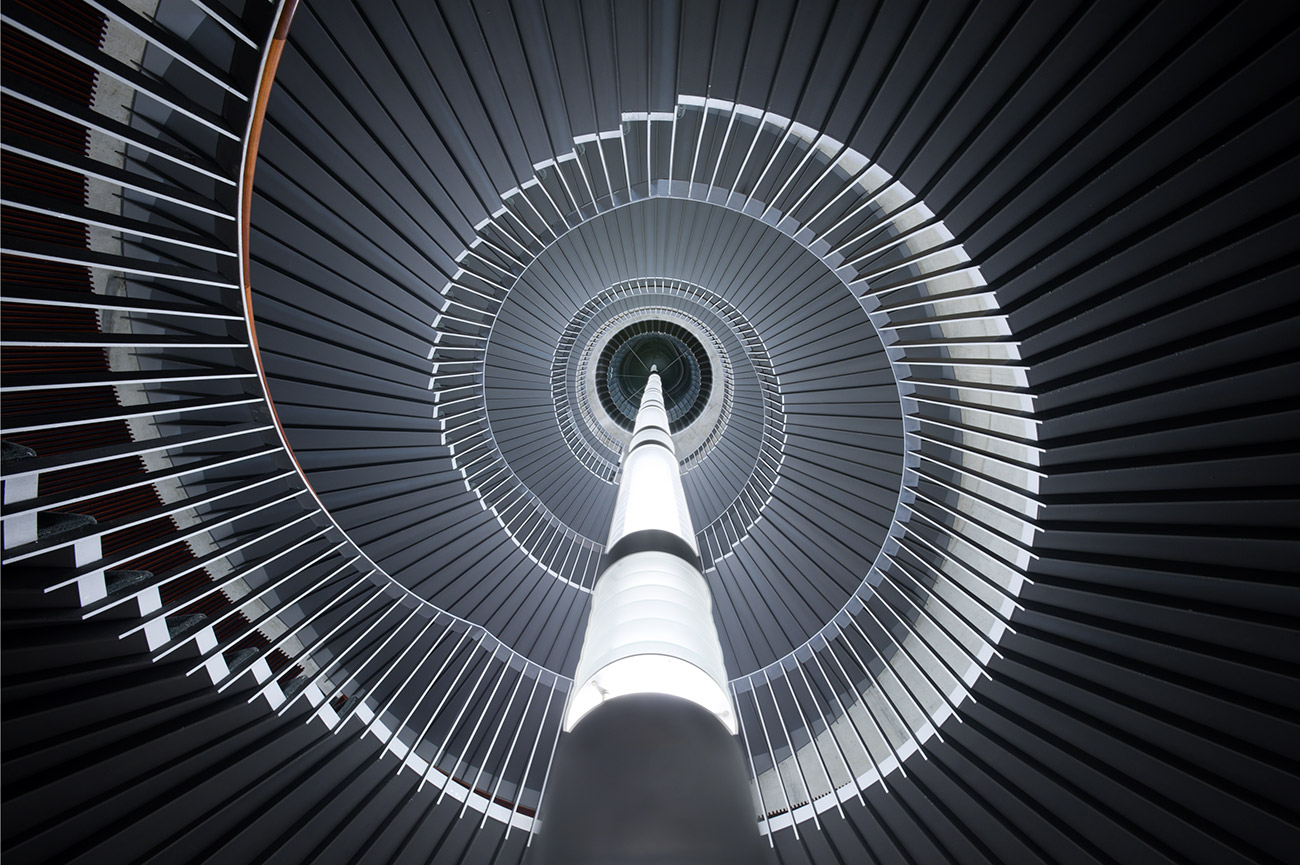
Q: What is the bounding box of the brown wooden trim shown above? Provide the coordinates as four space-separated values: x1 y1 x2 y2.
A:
238 0 313 491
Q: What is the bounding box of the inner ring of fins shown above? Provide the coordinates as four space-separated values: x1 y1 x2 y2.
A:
597 320 712 431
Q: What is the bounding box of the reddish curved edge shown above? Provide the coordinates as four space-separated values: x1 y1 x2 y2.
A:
239 1 314 490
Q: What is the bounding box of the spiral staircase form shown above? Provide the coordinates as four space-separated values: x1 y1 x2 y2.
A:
2 1 1298 864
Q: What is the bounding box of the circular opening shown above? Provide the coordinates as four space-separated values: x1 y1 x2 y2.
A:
596 321 711 431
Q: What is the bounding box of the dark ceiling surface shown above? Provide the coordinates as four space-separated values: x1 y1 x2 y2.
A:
3 1 1299 864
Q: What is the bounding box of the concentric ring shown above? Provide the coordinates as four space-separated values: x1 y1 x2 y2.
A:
598 322 710 429
404 95 1034 826
234 91 1031 827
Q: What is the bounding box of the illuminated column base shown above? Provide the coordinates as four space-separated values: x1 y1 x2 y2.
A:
530 692 770 865
564 550 734 734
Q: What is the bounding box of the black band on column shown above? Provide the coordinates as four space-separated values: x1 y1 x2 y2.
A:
602 529 702 572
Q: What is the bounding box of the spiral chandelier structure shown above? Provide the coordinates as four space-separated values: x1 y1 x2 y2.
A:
2 1 1297 864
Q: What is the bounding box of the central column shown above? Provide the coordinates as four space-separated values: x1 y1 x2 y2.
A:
529 370 769 865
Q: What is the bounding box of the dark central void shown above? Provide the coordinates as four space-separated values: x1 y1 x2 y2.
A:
527 693 773 865
598 321 711 430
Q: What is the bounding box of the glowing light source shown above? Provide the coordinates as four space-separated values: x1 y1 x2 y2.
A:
565 371 735 733
565 551 734 732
